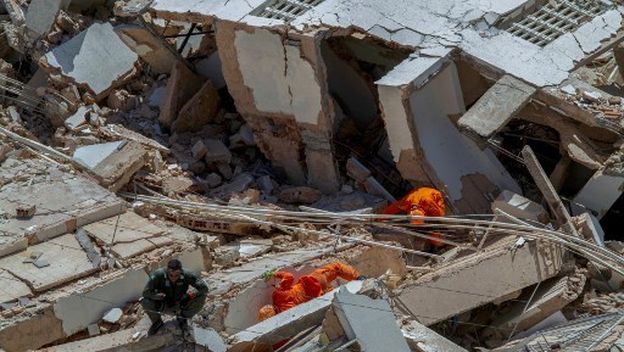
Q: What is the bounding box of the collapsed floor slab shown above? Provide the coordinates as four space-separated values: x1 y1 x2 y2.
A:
0 157 125 256
0 233 96 292
396 238 563 326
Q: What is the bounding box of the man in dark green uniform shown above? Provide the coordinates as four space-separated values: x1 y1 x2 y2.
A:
142 259 208 335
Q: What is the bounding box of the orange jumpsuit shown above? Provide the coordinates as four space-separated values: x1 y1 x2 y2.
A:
271 262 359 313
382 187 446 246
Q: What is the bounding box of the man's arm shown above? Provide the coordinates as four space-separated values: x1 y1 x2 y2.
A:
189 272 208 297
143 272 165 300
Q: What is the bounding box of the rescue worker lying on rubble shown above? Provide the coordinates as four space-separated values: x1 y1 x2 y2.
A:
381 187 447 248
141 259 208 336
258 261 364 321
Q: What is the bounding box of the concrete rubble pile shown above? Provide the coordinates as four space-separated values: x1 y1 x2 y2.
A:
0 0 624 351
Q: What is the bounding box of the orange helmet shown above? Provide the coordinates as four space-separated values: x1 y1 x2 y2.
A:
258 305 277 321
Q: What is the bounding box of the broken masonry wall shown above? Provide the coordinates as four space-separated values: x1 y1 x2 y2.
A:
378 60 520 213
215 20 340 193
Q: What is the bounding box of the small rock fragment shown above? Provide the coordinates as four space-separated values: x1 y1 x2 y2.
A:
102 308 123 324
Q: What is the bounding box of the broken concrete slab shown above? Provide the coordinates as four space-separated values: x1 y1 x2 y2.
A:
228 280 364 351
458 75 536 138
485 269 587 340
576 212 606 247
111 239 157 260
172 80 220 133
0 158 125 255
0 305 65 352
53 269 148 335
332 287 410 352
0 269 31 304
572 169 624 219
397 239 562 326
378 61 521 213
41 22 139 100
210 172 254 198
192 326 227 352
40 316 175 352
73 141 148 191
492 190 548 223
115 24 178 75
25 0 62 39
83 212 165 245
159 61 204 129
0 234 95 292
402 320 468 352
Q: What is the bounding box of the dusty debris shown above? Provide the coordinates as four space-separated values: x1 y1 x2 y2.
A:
0 0 623 351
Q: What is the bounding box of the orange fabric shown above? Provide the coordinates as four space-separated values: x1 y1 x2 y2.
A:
258 305 277 321
270 262 360 314
383 187 446 246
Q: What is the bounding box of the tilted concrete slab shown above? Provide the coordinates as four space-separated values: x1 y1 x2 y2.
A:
73 141 148 192
0 268 31 303
41 22 138 99
485 270 587 340
0 158 125 257
332 288 410 352
25 0 62 38
53 269 149 335
458 75 536 138
0 234 96 292
491 190 548 223
397 238 563 326
572 169 624 219
402 320 468 352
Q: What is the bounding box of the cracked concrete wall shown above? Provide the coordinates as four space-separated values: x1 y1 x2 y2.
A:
379 61 520 213
215 20 340 192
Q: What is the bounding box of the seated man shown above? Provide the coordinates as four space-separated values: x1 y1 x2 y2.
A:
382 187 447 247
142 259 208 335
258 261 362 321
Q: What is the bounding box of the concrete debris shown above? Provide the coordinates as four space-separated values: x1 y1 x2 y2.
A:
101 307 123 324
327 287 411 351
73 140 147 191
0 1 623 351
41 22 139 100
458 75 536 138
172 80 220 133
159 61 204 128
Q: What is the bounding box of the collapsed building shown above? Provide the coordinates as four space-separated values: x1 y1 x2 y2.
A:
0 0 624 351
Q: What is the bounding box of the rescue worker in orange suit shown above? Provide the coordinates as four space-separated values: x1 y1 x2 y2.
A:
382 187 447 247
258 261 363 321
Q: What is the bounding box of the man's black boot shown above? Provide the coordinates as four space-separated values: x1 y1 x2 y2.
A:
148 318 164 336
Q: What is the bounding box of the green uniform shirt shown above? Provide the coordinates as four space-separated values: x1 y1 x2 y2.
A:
143 268 208 306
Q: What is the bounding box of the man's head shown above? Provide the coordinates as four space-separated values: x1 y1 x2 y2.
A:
167 259 183 283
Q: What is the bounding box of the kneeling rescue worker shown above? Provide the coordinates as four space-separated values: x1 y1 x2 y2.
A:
142 259 208 335
258 261 363 321
382 187 446 247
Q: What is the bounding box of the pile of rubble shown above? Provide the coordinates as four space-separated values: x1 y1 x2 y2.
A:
0 0 624 351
